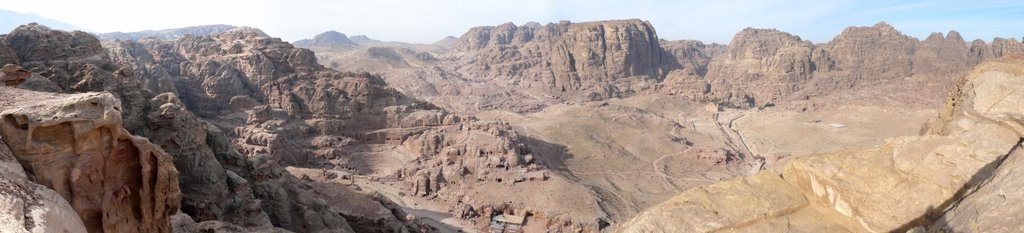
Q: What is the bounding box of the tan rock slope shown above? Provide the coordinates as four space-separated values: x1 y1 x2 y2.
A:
619 55 1024 232
0 88 181 233
2 23 426 232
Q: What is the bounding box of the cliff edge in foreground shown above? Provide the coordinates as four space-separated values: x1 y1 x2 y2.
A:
619 55 1024 233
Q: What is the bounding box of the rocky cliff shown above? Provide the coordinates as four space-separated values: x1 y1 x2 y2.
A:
450 19 673 102
619 55 1024 232
703 28 825 106
691 22 1023 107
0 87 180 232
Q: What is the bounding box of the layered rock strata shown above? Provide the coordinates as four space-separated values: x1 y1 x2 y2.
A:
0 88 181 233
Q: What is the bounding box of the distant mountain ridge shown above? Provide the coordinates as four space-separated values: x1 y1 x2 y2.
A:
293 30 357 47
0 9 84 32
97 24 237 41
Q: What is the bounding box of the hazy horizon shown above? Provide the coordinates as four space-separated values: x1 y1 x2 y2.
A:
3 0 1023 44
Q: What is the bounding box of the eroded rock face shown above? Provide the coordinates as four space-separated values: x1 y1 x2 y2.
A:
0 42 18 65
2 23 104 63
0 89 181 233
0 124 88 233
451 19 672 102
619 56 1024 233
704 28 823 106
660 39 724 76
824 22 917 84
1 64 30 86
685 22 1023 108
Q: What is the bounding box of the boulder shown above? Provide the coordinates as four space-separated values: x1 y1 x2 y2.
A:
0 89 181 233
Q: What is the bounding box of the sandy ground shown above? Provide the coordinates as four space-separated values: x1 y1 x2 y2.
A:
477 94 755 223
734 105 935 170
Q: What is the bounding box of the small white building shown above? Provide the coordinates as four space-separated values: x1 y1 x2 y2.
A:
489 214 525 233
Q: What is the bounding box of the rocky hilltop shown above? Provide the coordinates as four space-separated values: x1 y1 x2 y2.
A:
450 19 673 102
293 31 358 48
0 88 180 233
619 55 1024 232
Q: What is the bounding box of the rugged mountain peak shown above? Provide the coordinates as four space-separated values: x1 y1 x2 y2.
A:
348 35 378 44
723 28 809 59
216 26 270 41
835 21 910 39
872 21 897 31
452 21 528 51
448 19 669 103
824 21 918 82
293 30 357 47
702 27 821 106
432 36 458 47
947 30 964 41
2 23 103 62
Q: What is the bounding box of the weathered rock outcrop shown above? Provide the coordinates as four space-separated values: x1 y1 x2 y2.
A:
823 22 917 84
0 41 17 65
0 116 87 233
0 88 181 233
659 39 724 76
912 31 970 78
619 55 1024 232
101 25 600 231
704 28 825 106
2 23 415 233
1 64 30 86
686 22 1022 107
450 19 672 102
293 31 357 48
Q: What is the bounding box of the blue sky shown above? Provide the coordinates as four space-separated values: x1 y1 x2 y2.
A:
1 0 1022 44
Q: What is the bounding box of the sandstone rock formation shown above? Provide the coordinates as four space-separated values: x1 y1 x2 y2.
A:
3 23 426 232
293 31 357 48
690 22 1023 108
619 55 1024 232
0 114 87 233
450 19 672 102
823 22 917 84
704 28 823 106
1 64 29 86
0 88 181 233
